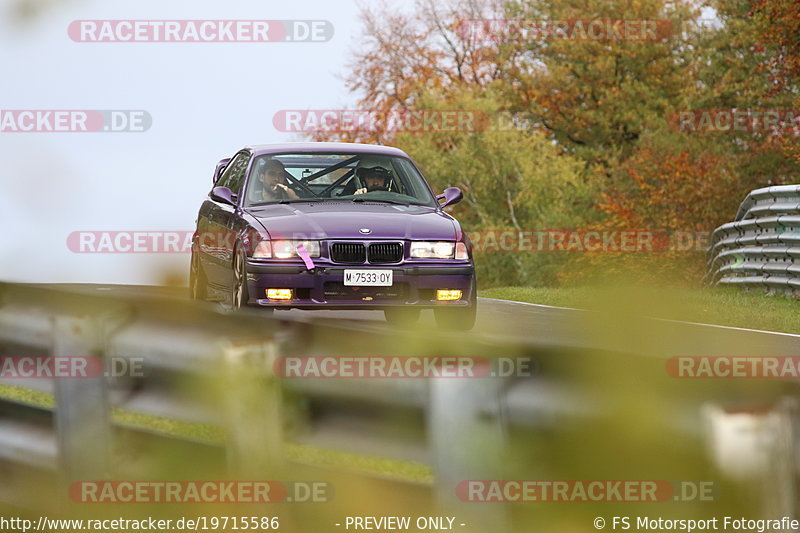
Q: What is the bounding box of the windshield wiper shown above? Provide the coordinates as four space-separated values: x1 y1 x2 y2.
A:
250 198 324 206
277 198 325 204
351 198 411 206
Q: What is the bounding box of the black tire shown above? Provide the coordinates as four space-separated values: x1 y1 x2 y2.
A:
434 281 477 331
230 247 273 316
384 307 421 327
231 247 249 310
189 248 207 301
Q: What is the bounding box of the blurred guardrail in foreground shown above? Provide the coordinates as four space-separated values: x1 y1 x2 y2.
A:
0 282 798 531
707 184 800 294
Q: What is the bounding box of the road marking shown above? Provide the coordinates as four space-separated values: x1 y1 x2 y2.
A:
654 317 800 338
478 297 581 312
480 297 800 339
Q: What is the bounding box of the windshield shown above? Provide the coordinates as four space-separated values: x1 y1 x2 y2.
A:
243 153 437 207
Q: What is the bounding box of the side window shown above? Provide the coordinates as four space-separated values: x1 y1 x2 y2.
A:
393 159 419 196
212 158 231 184
216 152 251 197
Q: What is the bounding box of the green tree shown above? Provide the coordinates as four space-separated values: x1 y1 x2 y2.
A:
496 0 702 170
396 90 598 285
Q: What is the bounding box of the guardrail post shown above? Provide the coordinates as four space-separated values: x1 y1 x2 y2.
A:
703 398 797 519
221 340 283 476
428 361 512 533
52 314 111 484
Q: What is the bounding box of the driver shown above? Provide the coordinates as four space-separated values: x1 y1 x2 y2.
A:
353 157 394 195
252 159 299 201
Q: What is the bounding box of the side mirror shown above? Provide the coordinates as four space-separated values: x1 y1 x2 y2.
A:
437 187 463 208
210 186 235 206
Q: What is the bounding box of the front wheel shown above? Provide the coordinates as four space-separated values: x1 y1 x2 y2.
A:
230 248 249 310
230 247 273 316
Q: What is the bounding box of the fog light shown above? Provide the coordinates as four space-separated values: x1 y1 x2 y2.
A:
266 288 293 300
436 289 462 301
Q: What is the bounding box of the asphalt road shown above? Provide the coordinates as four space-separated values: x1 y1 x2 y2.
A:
46 283 800 359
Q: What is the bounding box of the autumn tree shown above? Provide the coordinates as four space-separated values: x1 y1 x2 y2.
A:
748 0 800 163
599 0 800 236
311 0 508 144
749 0 800 96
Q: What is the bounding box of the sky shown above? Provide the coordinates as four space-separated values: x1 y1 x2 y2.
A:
0 0 720 285
0 0 411 284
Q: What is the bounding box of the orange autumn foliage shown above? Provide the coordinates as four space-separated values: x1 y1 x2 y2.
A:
598 146 739 232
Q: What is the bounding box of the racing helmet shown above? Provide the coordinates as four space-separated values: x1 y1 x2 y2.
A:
355 156 394 192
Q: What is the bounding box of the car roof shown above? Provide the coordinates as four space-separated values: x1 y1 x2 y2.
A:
245 142 410 158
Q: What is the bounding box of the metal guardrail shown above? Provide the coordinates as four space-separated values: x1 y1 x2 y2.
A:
708 185 800 293
0 282 798 530
0 283 519 529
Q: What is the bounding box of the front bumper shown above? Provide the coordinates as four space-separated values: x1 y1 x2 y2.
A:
244 260 475 309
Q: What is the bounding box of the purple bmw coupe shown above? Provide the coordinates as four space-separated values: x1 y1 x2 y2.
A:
190 143 476 330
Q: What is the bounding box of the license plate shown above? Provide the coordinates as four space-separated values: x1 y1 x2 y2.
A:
343 269 393 286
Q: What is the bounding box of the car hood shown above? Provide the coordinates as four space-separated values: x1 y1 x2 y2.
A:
247 202 457 241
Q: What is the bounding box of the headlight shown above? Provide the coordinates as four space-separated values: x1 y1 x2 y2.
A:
253 240 320 259
410 241 455 259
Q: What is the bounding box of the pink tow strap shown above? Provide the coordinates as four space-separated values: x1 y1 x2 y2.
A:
295 243 316 271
